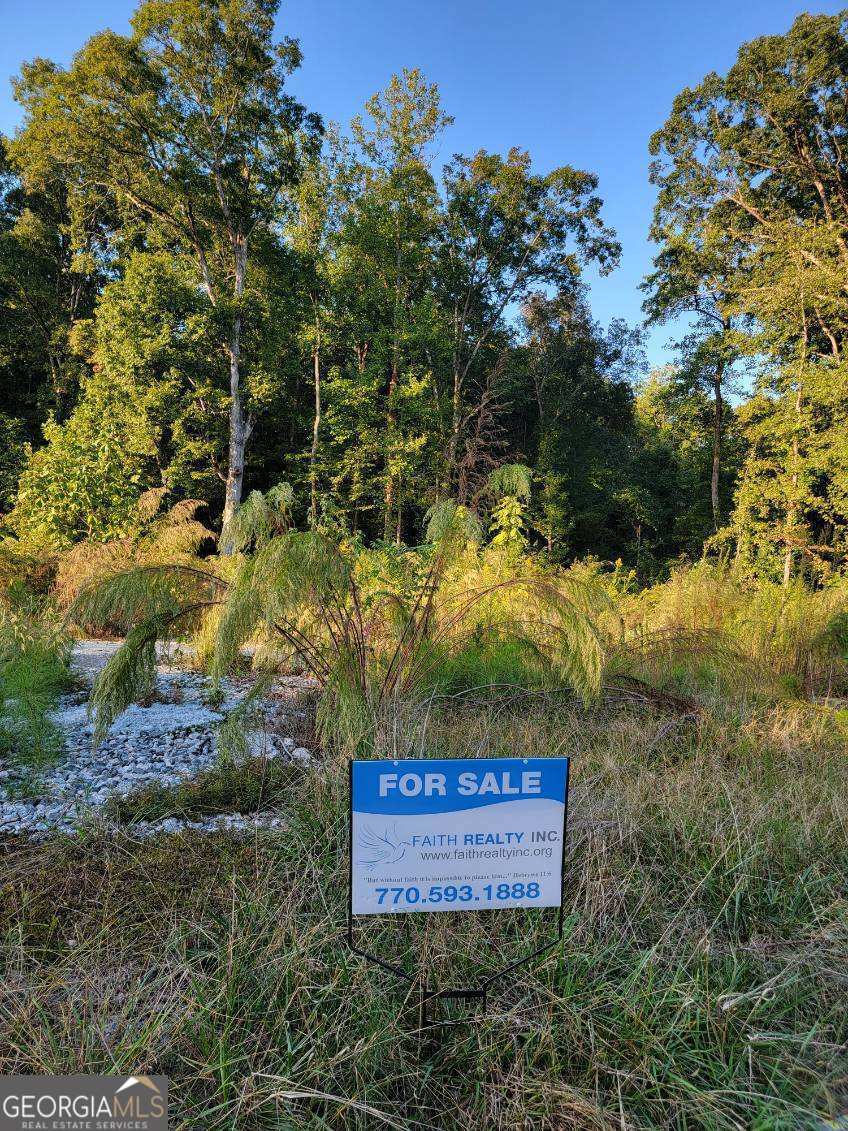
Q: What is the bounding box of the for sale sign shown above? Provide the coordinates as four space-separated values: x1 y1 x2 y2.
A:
350 757 569 915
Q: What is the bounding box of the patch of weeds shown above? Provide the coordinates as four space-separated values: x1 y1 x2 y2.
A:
1 764 49 800
102 754 304 825
432 638 552 695
202 682 225 710
0 600 74 778
265 689 318 746
1 699 846 1129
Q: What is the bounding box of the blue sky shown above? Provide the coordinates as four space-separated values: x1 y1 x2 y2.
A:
0 0 843 366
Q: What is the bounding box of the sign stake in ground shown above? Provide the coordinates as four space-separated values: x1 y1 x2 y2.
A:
346 756 570 1028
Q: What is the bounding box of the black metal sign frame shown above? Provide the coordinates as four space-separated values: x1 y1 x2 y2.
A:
345 757 571 1029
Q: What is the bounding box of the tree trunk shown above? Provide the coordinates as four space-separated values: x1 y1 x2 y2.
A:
446 366 462 483
384 359 399 541
385 229 403 541
783 321 807 588
220 238 249 552
383 474 395 541
782 542 793 587
221 327 248 546
783 421 801 589
711 368 724 529
310 324 321 529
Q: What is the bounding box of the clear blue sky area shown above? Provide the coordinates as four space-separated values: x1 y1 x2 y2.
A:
1 0 844 367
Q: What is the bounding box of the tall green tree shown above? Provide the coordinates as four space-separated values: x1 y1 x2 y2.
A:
324 70 449 539
11 0 321 545
635 366 742 560
650 10 848 580
516 291 645 560
643 232 741 529
289 149 338 529
438 148 620 501
0 136 102 433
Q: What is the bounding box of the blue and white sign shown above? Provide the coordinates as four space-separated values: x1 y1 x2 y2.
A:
351 757 569 915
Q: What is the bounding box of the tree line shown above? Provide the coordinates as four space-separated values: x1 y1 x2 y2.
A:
0 0 846 583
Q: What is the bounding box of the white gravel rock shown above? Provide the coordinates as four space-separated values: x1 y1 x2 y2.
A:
124 811 288 840
0 641 313 841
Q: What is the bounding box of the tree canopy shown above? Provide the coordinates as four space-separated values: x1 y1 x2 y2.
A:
1 5 847 584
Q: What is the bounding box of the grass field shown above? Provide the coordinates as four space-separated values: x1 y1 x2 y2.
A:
1 695 846 1129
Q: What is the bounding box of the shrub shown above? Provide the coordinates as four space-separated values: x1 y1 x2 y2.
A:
8 383 158 549
56 490 215 634
0 541 57 597
73 501 606 752
609 562 848 700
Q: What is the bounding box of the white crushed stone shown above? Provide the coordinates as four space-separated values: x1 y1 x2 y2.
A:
0 641 314 841
122 811 289 840
49 694 233 740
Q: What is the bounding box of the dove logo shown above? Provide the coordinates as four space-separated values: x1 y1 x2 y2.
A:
358 822 410 866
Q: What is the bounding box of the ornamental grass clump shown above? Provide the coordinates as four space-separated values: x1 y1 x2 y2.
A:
56 489 216 635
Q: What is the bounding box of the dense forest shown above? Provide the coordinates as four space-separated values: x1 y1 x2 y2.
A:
0 2 847 585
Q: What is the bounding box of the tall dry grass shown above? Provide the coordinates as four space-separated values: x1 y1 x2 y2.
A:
606 561 848 701
1 695 845 1128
